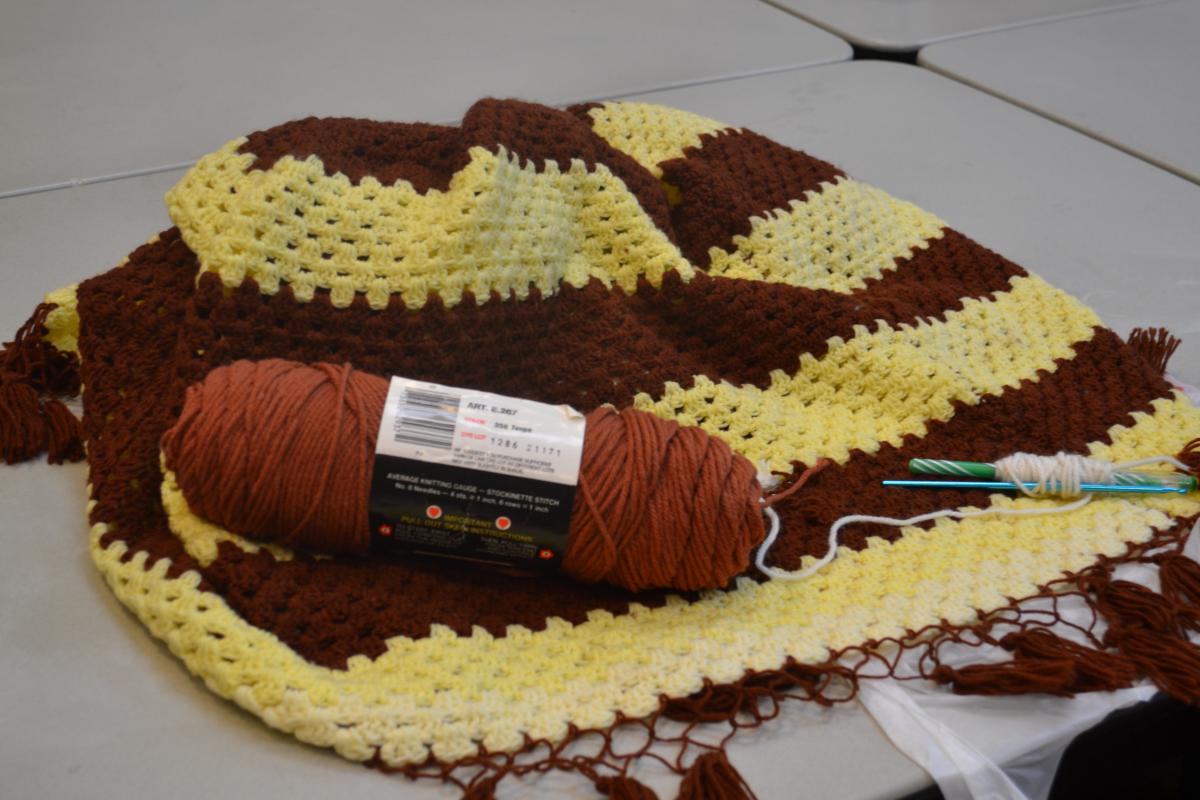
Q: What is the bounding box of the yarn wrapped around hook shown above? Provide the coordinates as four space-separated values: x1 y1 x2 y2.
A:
994 452 1119 497
161 358 781 593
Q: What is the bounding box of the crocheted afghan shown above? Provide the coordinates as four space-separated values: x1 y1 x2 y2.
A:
5 98 1200 799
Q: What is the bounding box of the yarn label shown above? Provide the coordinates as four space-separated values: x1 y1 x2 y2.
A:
368 377 586 570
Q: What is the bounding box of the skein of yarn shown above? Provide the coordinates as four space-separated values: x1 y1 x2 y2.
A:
160 359 770 592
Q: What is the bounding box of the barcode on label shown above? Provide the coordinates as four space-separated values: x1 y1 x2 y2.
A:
392 387 461 450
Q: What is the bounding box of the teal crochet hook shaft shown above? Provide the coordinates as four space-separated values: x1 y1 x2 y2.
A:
883 479 1188 495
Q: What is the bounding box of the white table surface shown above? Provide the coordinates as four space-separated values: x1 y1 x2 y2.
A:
920 0 1200 185
4 60 1200 799
0 0 849 198
762 0 1161 52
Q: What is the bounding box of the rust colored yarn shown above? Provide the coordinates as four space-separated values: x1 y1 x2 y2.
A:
160 358 768 592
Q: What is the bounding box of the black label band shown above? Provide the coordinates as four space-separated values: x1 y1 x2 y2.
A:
367 377 586 571
368 456 576 570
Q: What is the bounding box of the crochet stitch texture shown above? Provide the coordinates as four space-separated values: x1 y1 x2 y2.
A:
12 98 1200 795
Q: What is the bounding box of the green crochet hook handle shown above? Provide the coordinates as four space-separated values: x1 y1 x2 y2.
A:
907 458 1197 492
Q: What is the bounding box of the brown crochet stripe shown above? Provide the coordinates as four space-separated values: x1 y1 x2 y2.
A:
82 229 204 575
240 118 469 193
176 226 1022 408
77 229 1169 667
665 228 1024 386
565 101 604 120
658 128 844 268
199 541 680 668
237 99 676 240
765 326 1177 569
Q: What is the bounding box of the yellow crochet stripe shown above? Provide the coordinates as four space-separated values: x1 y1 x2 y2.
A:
42 284 79 354
166 143 691 310
167 106 939 310
636 274 1099 470
1090 392 1200 520
705 176 947 293
584 105 943 288
159 457 295 566
583 102 734 177
123 393 1199 766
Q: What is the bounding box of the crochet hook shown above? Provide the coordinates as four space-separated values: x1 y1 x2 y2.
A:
907 458 1197 492
883 479 1188 495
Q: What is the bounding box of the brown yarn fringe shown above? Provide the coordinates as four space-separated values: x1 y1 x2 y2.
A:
929 517 1200 701
676 751 755 800
595 774 661 799
370 649 854 798
460 775 501 800
368 515 1200 798
1126 326 1182 377
0 302 83 464
1176 438 1200 475
1160 553 1200 609
930 626 1141 698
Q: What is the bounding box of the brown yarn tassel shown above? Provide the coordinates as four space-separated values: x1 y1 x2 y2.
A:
1110 628 1200 705
42 397 85 464
1126 327 1182 376
461 775 500 800
676 751 755 800
1176 438 1200 475
1 303 80 395
1099 579 1182 636
932 657 1080 697
1096 566 1200 705
1000 629 1137 692
0 381 47 464
595 774 660 800
1160 553 1200 609
0 302 83 464
932 625 1141 697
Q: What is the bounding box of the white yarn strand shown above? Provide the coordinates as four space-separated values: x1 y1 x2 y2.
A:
757 495 1093 582
994 452 1107 497
757 451 1191 582
1111 454 1193 472
994 452 1192 497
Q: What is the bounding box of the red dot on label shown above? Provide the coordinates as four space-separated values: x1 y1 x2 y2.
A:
378 524 393 537
495 516 511 530
426 505 442 519
538 549 554 560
